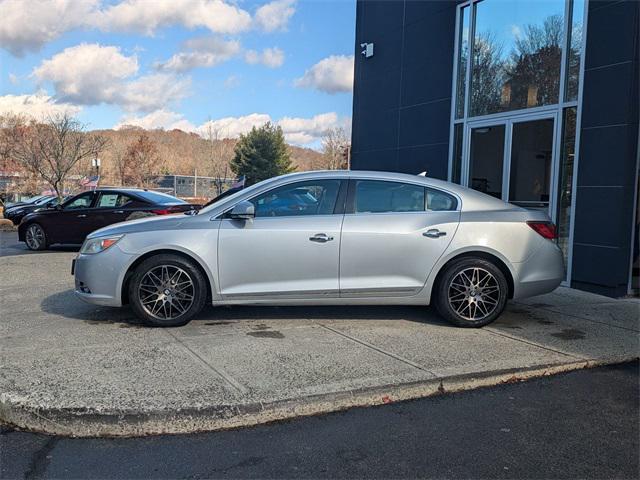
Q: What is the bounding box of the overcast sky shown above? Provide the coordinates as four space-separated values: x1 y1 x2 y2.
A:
0 0 356 147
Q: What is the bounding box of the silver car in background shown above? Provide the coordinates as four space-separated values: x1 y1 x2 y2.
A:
73 170 564 327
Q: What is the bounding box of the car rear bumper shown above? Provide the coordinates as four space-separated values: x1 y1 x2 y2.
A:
512 239 565 299
73 246 135 307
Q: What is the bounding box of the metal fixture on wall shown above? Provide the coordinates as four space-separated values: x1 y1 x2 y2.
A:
360 43 374 58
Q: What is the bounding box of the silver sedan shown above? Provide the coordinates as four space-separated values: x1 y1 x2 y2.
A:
73 170 564 327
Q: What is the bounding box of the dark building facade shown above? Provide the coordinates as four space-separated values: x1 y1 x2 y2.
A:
351 0 639 297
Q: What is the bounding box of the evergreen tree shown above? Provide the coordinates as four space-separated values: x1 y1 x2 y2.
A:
230 123 294 185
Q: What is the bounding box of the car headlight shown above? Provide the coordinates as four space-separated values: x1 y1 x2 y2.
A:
80 235 124 254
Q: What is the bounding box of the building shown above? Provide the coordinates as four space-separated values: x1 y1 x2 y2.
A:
350 0 639 297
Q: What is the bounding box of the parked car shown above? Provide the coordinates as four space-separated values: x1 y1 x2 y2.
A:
18 188 200 250
4 196 61 225
72 171 564 328
4 194 52 210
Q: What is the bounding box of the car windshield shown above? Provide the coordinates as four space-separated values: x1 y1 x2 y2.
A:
34 196 54 205
134 190 187 205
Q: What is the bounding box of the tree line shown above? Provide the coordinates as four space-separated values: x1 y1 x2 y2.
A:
0 113 350 200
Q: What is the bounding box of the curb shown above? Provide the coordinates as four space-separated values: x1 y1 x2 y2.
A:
1 356 636 438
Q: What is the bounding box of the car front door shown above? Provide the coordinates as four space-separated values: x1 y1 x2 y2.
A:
53 192 97 244
339 179 460 297
217 179 346 299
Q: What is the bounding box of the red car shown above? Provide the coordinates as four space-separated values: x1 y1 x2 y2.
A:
18 188 200 250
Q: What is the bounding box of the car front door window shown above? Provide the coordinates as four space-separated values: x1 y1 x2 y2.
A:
64 193 94 210
250 180 342 217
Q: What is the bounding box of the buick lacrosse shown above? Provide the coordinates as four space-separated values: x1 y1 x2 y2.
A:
73 170 564 327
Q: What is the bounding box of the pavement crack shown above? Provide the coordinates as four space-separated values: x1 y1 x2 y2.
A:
163 331 248 395
484 328 583 359
318 323 438 377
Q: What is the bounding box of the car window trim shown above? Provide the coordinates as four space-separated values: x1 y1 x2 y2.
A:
62 191 96 210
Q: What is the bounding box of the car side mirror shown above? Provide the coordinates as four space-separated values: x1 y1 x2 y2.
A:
229 200 255 220
55 204 63 210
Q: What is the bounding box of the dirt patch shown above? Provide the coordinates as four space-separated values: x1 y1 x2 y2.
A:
247 330 285 339
551 328 586 340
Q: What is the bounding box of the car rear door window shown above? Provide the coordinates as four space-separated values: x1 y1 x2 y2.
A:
96 193 132 208
426 188 458 211
250 180 342 217
354 180 425 213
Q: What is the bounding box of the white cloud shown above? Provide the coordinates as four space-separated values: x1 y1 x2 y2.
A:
156 37 241 72
254 0 296 32
115 109 195 131
294 55 354 94
510 24 522 39
32 43 138 105
195 111 347 145
244 47 285 68
0 0 98 56
0 93 82 119
32 43 189 112
8 73 19 85
93 0 252 35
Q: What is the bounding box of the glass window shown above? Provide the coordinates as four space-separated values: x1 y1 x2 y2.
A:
455 6 470 119
556 107 577 277
427 189 457 211
64 192 93 210
97 193 132 208
251 180 341 217
508 118 554 208
451 124 464 184
135 190 186 205
565 0 584 101
470 0 564 117
469 125 505 198
354 180 425 214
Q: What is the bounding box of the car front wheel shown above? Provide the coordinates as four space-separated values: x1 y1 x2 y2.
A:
25 223 48 251
434 257 508 328
129 254 207 327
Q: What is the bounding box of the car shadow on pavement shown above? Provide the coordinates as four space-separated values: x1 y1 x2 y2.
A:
40 288 450 327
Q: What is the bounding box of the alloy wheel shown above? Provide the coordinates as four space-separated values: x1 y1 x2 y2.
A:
447 267 501 321
25 224 44 250
138 265 195 321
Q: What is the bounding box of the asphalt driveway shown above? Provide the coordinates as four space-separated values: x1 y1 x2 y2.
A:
1 230 638 436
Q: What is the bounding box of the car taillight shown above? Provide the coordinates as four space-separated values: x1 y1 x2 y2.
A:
152 206 182 215
527 221 557 240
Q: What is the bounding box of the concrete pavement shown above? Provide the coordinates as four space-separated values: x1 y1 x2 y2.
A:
3 362 637 479
0 231 638 436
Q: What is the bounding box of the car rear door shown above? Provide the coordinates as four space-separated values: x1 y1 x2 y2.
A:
92 191 137 228
217 179 346 299
339 179 460 297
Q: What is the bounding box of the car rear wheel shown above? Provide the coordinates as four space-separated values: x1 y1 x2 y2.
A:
25 223 48 251
129 254 207 327
434 257 508 328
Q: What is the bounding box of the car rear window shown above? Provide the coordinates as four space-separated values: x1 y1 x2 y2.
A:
133 191 186 205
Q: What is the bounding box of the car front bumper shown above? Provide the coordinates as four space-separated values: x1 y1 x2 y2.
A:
73 246 135 307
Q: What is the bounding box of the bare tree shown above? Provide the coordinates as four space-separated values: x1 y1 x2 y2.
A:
123 133 161 188
111 141 129 186
321 127 350 170
7 114 108 199
203 123 234 194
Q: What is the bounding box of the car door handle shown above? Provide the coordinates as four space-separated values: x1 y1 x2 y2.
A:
423 229 446 238
77 214 87 218
112 210 124 214
309 233 334 243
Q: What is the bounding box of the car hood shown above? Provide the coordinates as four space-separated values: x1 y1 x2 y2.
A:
87 214 188 239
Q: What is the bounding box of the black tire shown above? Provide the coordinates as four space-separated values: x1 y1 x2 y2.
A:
24 223 49 251
434 257 508 328
128 253 207 327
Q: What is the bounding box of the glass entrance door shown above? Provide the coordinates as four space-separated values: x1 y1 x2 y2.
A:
466 115 557 216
